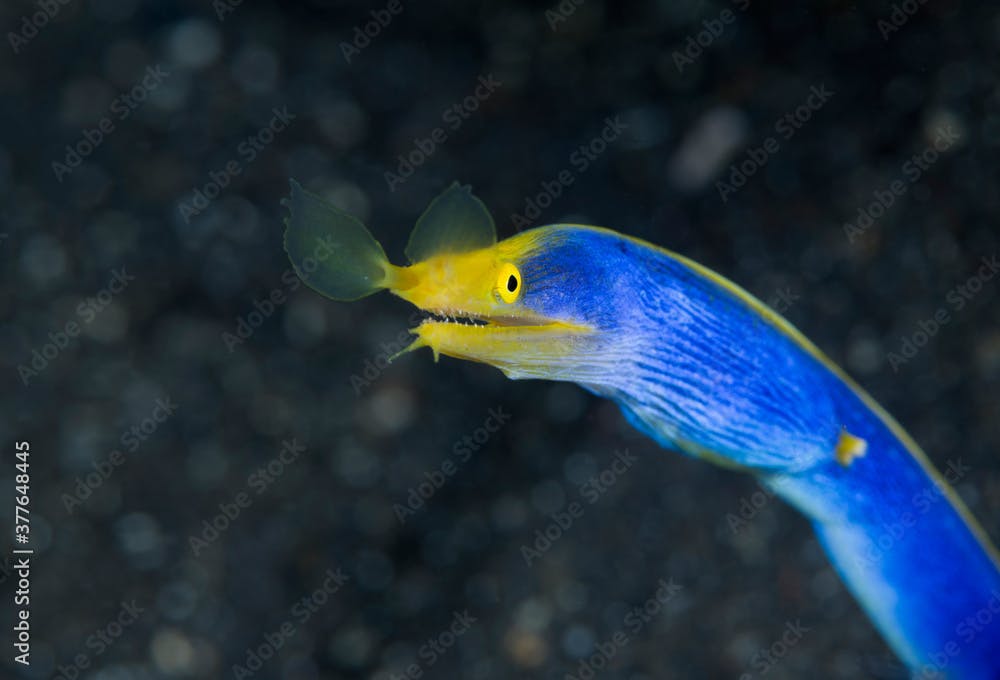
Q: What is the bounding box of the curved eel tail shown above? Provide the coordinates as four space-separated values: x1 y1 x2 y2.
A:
765 382 1000 679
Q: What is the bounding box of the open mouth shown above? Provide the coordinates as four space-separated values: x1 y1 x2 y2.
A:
421 309 557 328
396 307 595 365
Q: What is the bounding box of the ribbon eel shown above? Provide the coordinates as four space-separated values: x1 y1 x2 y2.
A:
284 180 1000 678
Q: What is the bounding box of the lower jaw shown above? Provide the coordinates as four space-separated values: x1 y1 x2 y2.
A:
399 320 592 367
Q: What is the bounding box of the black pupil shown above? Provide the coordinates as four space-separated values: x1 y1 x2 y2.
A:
506 274 518 293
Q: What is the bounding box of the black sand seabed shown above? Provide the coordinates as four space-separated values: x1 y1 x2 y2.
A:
2 1 999 678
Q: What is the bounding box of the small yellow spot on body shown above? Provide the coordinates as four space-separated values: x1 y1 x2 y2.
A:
835 430 868 467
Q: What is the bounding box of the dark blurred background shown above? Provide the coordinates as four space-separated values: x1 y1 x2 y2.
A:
2 0 999 678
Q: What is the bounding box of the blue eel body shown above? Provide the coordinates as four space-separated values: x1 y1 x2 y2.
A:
514 226 1000 678
282 174 999 675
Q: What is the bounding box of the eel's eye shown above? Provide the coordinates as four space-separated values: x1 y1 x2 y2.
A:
497 263 521 303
